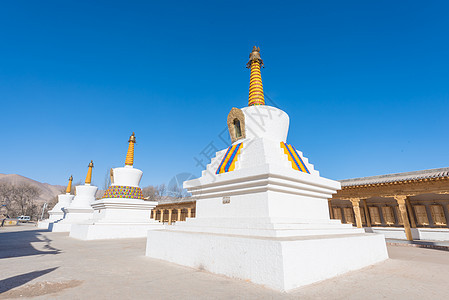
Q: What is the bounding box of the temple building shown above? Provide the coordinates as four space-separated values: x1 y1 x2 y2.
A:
329 167 449 241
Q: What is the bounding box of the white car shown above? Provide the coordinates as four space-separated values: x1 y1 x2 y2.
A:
17 216 31 223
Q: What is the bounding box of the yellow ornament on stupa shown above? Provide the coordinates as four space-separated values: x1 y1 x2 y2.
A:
85 160 94 185
247 46 265 106
125 132 136 166
65 175 73 194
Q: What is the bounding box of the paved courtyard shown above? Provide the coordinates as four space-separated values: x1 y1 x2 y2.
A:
1 224 448 299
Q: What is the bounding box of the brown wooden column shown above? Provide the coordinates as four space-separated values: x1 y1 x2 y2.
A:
405 197 416 228
168 209 173 225
177 209 182 221
350 198 363 228
328 199 334 219
362 199 371 227
160 209 164 222
187 208 192 218
395 195 412 241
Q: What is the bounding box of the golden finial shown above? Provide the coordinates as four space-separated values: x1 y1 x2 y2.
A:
110 168 114 184
247 46 265 106
65 175 73 194
125 132 136 166
85 160 94 185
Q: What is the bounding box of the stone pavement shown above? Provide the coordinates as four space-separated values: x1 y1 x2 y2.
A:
1 224 449 299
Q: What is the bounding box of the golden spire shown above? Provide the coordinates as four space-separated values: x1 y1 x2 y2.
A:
247 46 265 106
85 160 94 185
65 175 73 194
110 168 114 185
125 132 136 166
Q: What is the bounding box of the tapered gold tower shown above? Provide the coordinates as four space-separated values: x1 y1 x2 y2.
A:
125 132 136 166
65 175 73 194
85 161 94 185
247 46 265 106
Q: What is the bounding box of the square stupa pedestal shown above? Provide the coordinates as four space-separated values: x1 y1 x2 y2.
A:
145 169 388 291
69 198 164 240
49 207 94 232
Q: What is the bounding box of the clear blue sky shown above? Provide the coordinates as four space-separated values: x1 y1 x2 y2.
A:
1 1 448 188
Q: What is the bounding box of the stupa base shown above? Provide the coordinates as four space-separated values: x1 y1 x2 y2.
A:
146 230 387 292
70 221 164 240
37 220 51 229
49 207 94 232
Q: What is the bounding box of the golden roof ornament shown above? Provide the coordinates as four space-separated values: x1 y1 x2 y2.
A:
85 160 94 185
65 175 73 194
125 132 136 166
247 46 265 106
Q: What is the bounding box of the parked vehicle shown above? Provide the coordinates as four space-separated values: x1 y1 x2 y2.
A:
17 215 31 223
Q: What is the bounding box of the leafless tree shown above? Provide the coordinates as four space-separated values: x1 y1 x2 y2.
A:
12 183 41 218
142 184 167 201
0 183 14 217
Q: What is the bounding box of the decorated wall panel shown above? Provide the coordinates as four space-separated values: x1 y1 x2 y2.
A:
414 205 430 226
430 205 447 226
369 206 382 225
381 206 395 226
343 207 355 224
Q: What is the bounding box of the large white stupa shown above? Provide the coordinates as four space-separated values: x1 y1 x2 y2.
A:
70 132 164 240
146 47 388 292
38 176 75 229
50 161 97 232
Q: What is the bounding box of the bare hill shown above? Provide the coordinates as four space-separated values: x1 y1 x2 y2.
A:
0 174 65 206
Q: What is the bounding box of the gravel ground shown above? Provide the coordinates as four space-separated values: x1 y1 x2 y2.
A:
1 224 448 299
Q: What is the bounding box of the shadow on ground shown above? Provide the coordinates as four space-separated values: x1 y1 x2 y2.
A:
0 267 58 294
0 229 61 259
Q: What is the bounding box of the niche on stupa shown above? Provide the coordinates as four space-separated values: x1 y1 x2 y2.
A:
227 107 246 144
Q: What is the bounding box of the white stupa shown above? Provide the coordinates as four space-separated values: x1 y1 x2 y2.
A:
38 176 75 229
69 132 164 240
50 161 97 232
146 47 388 292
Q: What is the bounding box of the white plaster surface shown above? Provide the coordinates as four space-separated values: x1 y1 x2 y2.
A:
37 194 74 229
49 185 97 232
147 231 387 292
69 167 164 240
69 198 164 240
367 226 449 241
112 166 142 187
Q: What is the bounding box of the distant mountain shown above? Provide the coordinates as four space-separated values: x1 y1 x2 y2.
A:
0 174 65 206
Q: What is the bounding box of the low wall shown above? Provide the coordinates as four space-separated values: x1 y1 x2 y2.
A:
365 227 449 241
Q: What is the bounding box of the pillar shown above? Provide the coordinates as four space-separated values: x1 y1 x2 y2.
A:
406 197 416 228
395 195 413 241
328 199 334 219
363 199 371 227
160 209 164 223
177 209 182 221
168 209 173 225
350 198 363 228
187 208 192 218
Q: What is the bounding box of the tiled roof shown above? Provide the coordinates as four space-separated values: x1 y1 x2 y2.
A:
156 196 194 205
340 167 449 187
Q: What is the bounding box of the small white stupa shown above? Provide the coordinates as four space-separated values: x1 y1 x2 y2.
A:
38 175 75 229
70 132 164 240
146 47 388 292
50 161 97 232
